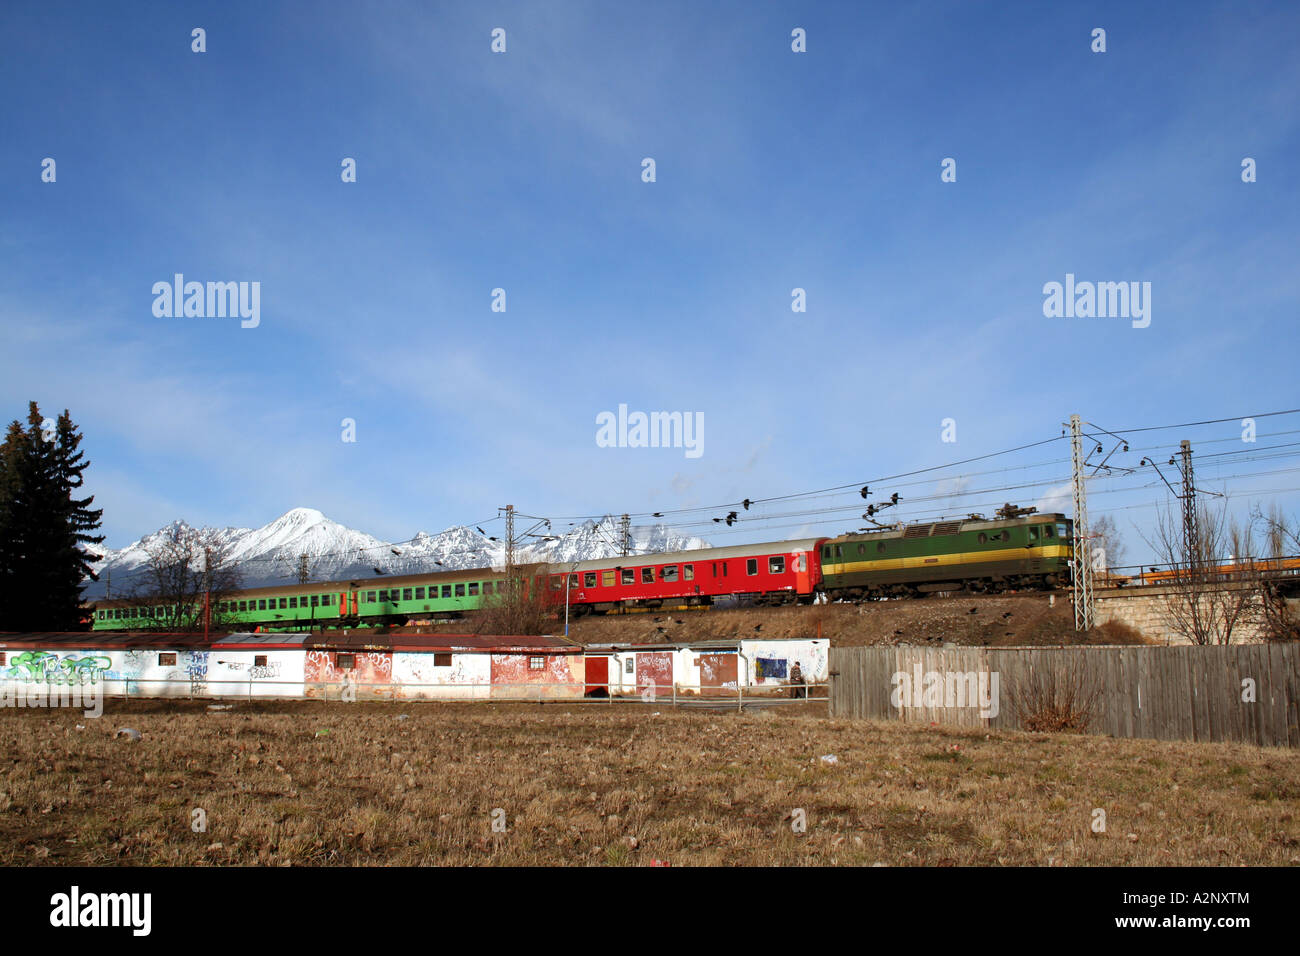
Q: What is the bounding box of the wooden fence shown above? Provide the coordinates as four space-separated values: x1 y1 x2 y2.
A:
828 644 1300 748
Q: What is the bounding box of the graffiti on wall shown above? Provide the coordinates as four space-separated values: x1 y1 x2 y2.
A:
3 651 112 685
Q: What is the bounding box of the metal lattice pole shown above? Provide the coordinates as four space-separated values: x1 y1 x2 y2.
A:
1070 414 1094 631
619 513 631 557
1179 440 1199 573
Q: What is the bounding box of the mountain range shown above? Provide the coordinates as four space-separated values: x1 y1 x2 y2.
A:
81 508 710 598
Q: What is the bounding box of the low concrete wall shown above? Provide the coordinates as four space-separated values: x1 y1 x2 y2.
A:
1093 582 1269 645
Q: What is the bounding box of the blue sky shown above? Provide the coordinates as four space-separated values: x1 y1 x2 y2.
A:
2 0 1298 567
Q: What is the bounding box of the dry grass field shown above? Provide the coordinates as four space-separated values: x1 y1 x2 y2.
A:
1 700 1295 866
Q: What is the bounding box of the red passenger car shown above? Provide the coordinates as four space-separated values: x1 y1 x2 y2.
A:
546 538 827 614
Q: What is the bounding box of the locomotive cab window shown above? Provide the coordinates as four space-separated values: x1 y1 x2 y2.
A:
1043 525 1054 538
1057 523 1069 539
823 545 831 559
769 556 785 574
1028 527 1039 541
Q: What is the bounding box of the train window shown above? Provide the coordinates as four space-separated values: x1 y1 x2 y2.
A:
238 601 247 611
323 594 332 606
97 610 104 620
254 599 263 610
711 562 717 576
602 571 615 587
158 653 176 666
621 569 635 585
378 590 388 602
684 564 694 580
290 597 299 608
662 566 678 582
1057 523 1068 539
434 653 452 667
977 533 986 544
878 542 886 553
550 577 563 591
366 591 376 602
455 584 465 597
797 554 807 572
1029 527 1039 541
584 572 597 588
399 588 409 601
642 567 655 584
1043 525 1054 538
569 574 579 588
469 583 480 596
442 585 452 598
415 587 425 600
835 545 843 558
769 556 785 574
823 546 831 559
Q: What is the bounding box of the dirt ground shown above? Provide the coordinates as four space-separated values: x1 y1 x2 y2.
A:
1 700 1294 866
526 592 1149 647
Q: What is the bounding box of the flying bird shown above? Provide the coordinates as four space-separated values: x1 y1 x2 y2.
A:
476 527 486 535
373 567 385 575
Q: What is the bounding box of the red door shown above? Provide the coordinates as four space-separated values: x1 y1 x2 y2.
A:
698 653 738 694
585 655 609 696
636 652 673 698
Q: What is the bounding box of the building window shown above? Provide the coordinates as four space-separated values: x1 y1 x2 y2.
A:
336 654 355 670
254 655 267 667
746 558 758 576
625 658 634 675
434 652 451 667
159 653 177 666
529 656 545 670
769 556 786 574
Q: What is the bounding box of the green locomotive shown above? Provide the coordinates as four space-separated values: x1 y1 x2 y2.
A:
820 512 1073 599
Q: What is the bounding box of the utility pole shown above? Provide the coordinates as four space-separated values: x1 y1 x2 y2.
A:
203 547 211 642
1070 414 1095 631
1179 440 1199 573
297 553 310 585
619 513 631 557
503 504 516 596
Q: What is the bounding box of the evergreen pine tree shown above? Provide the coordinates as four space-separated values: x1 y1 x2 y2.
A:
0 403 103 630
